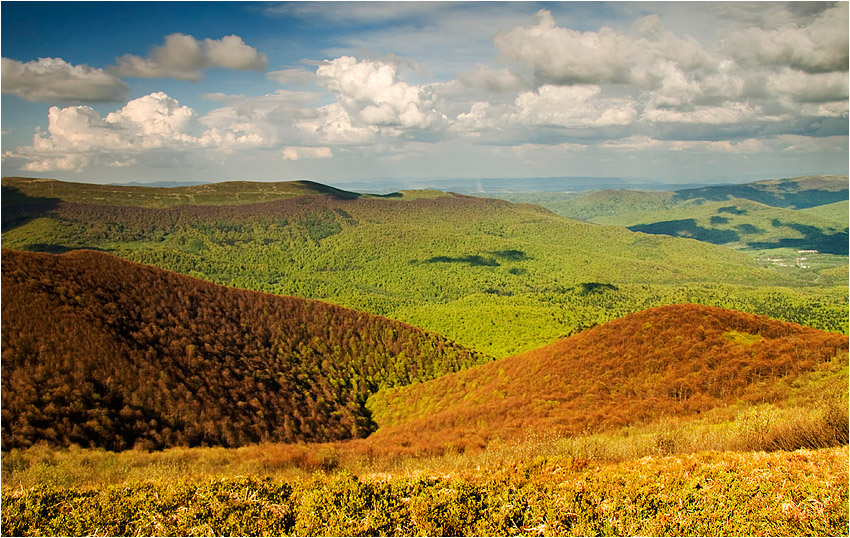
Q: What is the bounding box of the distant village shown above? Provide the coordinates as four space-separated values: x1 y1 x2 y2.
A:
758 250 819 269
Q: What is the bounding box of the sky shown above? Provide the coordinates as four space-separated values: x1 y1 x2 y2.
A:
1 1 848 186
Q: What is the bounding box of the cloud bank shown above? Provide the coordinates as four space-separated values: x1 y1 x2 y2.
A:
2 3 846 178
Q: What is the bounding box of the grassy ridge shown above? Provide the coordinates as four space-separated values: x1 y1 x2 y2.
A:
3 446 847 536
1 177 370 208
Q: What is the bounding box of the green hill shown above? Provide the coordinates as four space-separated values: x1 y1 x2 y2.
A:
496 176 849 256
621 198 848 255
1 248 487 450
2 178 846 357
674 175 848 209
801 200 849 225
1 177 368 210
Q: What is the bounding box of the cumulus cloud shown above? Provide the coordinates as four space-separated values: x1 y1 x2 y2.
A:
494 10 713 89
281 146 332 160
6 92 271 172
2 57 128 102
296 102 378 145
513 85 637 128
764 69 849 104
457 64 526 92
316 56 442 129
292 56 450 145
722 3 848 73
113 33 267 81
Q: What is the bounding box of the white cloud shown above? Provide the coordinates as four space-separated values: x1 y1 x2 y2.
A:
113 33 267 81
722 3 848 74
643 101 774 125
6 92 272 172
494 10 714 88
602 135 769 154
457 63 526 92
315 56 443 130
513 85 637 128
281 146 332 160
513 141 587 159
764 69 849 104
296 102 378 145
2 57 128 102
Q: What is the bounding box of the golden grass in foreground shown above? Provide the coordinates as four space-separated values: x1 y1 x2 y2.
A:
2 446 847 536
5 376 845 490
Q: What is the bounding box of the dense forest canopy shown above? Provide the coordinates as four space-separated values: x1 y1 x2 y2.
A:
1 248 488 451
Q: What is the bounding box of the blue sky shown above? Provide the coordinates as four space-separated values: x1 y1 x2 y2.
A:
1 1 847 186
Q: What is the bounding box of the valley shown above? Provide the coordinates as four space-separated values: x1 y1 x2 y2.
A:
1 175 847 536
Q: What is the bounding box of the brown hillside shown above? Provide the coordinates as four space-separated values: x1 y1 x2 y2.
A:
367 304 848 452
1 249 487 451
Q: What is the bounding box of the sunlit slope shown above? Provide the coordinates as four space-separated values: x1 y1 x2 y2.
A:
1 248 487 451
367 304 848 450
801 199 850 225
3 179 846 357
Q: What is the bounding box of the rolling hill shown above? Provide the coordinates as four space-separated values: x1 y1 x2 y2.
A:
2 177 847 357
493 175 849 255
366 304 848 453
1 248 488 451
1 176 367 210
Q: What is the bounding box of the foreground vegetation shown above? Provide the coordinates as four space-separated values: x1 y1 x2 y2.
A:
3 445 847 536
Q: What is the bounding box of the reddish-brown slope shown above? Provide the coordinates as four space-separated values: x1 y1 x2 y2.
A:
1 249 487 450
368 304 847 451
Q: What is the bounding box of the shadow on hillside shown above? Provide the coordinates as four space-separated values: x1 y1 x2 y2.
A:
19 244 89 254
294 180 363 200
749 222 849 255
1 186 61 232
673 184 848 209
629 219 741 244
425 254 501 267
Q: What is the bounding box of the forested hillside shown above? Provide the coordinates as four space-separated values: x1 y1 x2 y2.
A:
1 177 366 210
367 304 848 453
1 249 487 451
4 177 845 356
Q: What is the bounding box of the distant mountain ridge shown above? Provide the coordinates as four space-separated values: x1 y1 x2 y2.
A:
2 177 368 210
494 175 849 254
1 248 488 450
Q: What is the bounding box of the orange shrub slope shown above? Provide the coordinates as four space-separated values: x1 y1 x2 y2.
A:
368 304 848 451
1 249 487 451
